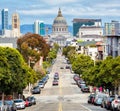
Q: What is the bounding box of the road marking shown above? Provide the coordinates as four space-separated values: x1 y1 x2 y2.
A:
59 73 62 95
58 102 63 111
58 71 63 111
80 104 92 111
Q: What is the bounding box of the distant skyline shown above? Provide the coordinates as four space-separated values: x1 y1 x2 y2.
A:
0 0 120 26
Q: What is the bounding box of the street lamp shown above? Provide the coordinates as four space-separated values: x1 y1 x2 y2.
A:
28 56 36 95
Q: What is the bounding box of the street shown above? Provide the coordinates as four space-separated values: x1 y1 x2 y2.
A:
21 51 108 111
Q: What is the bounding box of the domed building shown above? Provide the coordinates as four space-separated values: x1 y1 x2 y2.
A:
50 8 71 47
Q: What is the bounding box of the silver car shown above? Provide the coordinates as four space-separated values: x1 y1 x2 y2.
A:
14 99 25 109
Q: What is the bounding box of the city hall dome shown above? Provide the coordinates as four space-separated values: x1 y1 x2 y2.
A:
53 8 67 25
51 8 71 47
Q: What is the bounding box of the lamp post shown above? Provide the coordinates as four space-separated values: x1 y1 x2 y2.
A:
28 56 31 95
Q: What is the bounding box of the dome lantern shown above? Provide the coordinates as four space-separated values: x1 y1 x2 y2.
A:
57 8 63 17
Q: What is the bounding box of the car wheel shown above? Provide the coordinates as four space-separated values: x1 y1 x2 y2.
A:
113 107 117 111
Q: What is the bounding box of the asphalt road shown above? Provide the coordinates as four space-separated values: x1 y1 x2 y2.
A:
21 51 108 111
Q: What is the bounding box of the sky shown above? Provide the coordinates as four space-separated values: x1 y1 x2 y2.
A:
0 0 120 26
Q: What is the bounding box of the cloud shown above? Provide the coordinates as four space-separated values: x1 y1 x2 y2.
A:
40 0 79 5
17 8 58 16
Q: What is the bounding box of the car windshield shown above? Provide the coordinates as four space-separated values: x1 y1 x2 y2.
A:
14 99 23 103
33 86 39 89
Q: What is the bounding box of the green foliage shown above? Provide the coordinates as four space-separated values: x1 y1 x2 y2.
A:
62 46 76 57
0 47 37 94
72 54 93 76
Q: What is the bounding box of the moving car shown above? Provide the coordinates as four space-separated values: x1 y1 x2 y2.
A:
54 73 59 80
14 99 25 109
52 80 58 86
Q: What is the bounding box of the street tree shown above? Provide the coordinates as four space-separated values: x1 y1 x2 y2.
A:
17 33 50 64
0 47 37 95
72 54 93 76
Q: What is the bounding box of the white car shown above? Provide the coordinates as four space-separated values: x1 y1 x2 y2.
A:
111 95 120 111
14 99 25 109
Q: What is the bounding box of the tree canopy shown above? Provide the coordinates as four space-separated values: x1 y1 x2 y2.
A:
17 33 50 63
0 47 37 94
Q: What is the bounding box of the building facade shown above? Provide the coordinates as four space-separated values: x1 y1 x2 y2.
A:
103 35 120 59
34 20 45 36
104 20 120 35
1 9 9 34
78 26 103 41
12 13 20 37
72 19 102 37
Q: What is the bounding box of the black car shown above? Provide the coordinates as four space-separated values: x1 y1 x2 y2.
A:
31 86 41 94
88 93 96 103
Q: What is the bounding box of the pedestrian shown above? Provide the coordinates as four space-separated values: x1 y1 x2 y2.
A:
99 86 103 92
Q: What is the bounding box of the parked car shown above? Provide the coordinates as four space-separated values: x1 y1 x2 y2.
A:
31 86 41 94
94 93 107 106
38 82 45 88
26 96 36 105
94 97 103 106
0 100 9 111
5 100 17 111
77 80 86 88
81 85 90 92
45 74 49 80
73 75 80 82
52 80 59 86
65 65 70 69
111 95 120 111
42 77 48 84
24 98 32 107
88 93 96 103
101 95 115 110
14 99 25 109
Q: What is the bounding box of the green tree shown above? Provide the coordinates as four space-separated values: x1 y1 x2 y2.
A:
72 54 93 76
0 47 37 95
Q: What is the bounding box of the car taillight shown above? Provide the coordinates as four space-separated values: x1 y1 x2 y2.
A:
115 100 118 103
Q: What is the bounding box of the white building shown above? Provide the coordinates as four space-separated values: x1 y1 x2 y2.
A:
50 8 72 47
2 29 12 37
78 26 103 41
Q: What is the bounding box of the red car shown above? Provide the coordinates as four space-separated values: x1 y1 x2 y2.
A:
24 99 32 107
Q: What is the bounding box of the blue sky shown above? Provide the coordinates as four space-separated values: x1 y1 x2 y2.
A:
0 0 120 26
